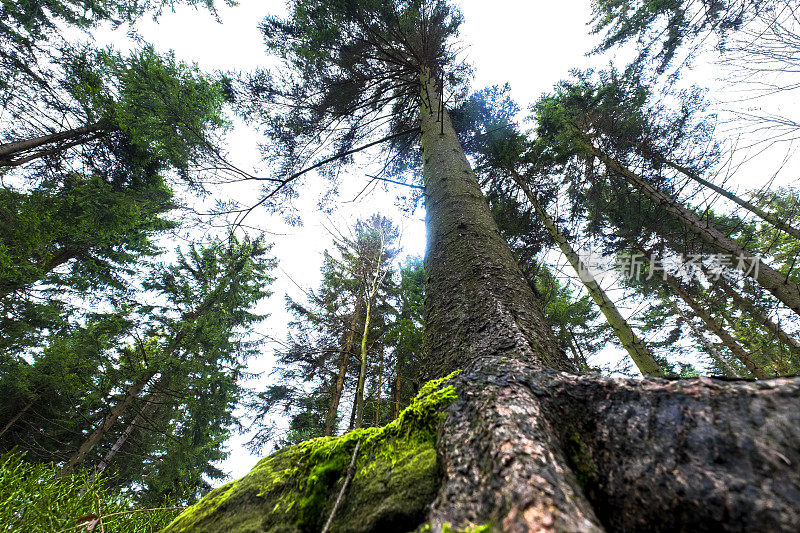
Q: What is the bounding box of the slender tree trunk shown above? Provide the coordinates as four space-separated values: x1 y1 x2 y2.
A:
63 371 158 475
0 122 110 167
568 329 589 371
354 229 387 429
324 297 363 436
514 174 664 376
90 396 159 481
354 283 375 430
592 145 800 316
664 295 741 377
0 400 33 439
391 354 402 420
375 346 384 427
656 261 771 379
661 157 800 240
713 274 800 363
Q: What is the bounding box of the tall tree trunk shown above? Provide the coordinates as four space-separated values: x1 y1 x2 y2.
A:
161 70 800 533
419 69 569 378
664 294 741 377
63 371 158 475
375 346 384 427
591 145 800 317
418 69 601 530
660 157 800 240
514 174 664 376
0 121 110 167
324 297 363 436
648 253 771 379
0 400 33 440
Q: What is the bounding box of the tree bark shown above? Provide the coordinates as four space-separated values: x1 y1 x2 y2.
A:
430 360 800 531
592 145 800 317
514 174 664 377
419 69 569 379
0 122 110 167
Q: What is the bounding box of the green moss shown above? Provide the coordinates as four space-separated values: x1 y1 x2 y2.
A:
416 522 492 532
161 372 460 533
563 430 598 488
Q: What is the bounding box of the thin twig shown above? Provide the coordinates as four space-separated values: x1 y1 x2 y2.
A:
320 440 361 533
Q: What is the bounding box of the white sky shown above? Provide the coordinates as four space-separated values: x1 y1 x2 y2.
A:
85 0 799 481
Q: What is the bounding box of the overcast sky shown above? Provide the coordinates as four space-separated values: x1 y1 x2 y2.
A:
89 0 798 480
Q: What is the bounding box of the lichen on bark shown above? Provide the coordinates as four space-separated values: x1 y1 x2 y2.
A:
160 372 460 533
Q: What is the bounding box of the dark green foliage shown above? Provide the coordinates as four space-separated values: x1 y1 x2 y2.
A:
2 46 229 188
0 236 276 505
0 0 225 94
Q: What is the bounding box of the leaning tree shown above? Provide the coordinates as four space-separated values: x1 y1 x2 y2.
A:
165 1 800 531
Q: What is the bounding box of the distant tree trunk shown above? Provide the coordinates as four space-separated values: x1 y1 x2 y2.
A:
712 274 800 365
0 400 33 440
375 346 384 427
663 295 742 377
391 355 402 420
354 232 386 429
63 371 158 475
514 174 664 377
655 260 771 379
0 121 110 167
89 396 159 482
659 157 800 240
324 297 363 436
591 145 800 317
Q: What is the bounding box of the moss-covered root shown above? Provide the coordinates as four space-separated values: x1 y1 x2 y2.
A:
160 372 460 533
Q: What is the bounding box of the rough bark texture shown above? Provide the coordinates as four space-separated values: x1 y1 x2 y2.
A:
420 71 569 379
164 360 800 532
430 360 800 532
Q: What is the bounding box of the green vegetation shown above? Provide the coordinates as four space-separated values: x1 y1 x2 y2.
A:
0 451 181 532
163 371 460 533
